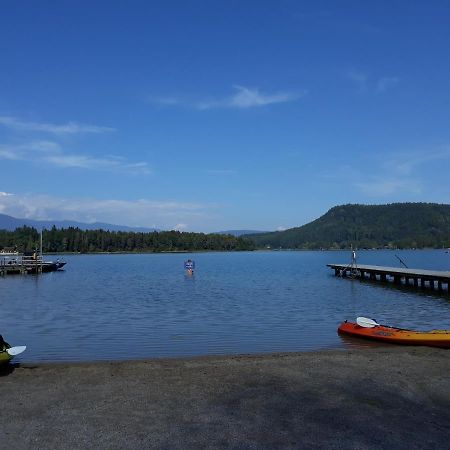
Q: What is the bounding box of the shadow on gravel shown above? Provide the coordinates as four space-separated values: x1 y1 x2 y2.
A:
0 362 18 377
168 371 450 449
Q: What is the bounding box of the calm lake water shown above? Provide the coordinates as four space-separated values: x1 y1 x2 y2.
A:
1 250 449 363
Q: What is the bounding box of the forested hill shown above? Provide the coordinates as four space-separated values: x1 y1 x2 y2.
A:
246 203 450 249
0 227 255 253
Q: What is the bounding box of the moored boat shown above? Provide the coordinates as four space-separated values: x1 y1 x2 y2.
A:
338 319 450 348
25 260 66 273
1 249 66 274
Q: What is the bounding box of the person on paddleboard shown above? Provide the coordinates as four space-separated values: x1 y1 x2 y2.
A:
184 259 195 275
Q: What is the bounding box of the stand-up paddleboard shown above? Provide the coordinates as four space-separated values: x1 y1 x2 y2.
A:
184 259 195 275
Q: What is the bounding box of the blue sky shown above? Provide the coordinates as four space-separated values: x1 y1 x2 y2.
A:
0 1 449 232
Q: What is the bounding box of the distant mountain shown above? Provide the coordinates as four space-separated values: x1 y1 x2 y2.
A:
246 203 450 249
215 230 269 237
0 213 159 233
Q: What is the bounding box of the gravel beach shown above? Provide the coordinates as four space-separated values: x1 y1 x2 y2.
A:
1 347 450 449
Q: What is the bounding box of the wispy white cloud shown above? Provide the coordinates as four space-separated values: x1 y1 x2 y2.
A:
376 77 399 93
346 70 368 92
321 165 423 197
354 178 422 196
345 71 399 94
382 147 450 175
0 192 213 229
0 146 21 160
150 85 304 110
0 141 150 174
26 140 61 152
319 145 450 198
0 116 115 134
43 154 116 170
197 85 303 110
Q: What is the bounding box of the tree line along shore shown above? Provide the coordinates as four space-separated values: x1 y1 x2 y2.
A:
1 203 449 253
247 203 450 250
0 226 255 253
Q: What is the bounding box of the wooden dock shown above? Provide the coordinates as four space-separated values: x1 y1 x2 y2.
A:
327 263 450 293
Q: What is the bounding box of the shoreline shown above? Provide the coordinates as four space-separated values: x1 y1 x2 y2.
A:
2 347 450 448
13 342 352 366
43 247 447 255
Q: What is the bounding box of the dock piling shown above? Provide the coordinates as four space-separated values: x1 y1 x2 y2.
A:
327 263 450 293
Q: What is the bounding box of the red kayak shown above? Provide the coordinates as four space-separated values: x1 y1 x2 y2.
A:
338 320 450 348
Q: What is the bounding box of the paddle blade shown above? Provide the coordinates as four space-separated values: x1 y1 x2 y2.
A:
356 317 379 328
6 346 26 356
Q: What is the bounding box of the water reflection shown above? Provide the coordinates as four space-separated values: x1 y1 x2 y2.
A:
337 333 392 350
0 250 449 363
347 273 450 300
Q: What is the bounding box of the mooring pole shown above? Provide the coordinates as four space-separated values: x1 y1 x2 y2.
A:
40 229 43 273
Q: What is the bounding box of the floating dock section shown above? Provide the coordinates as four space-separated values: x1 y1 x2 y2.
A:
327 263 450 293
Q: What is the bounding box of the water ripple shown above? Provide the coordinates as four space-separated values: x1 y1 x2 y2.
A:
1 250 449 362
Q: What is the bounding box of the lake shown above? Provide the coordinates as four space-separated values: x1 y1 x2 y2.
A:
1 250 449 363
